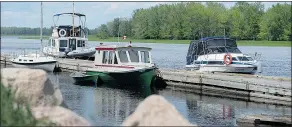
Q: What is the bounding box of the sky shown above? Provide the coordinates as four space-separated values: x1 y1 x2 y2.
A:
1 1 284 29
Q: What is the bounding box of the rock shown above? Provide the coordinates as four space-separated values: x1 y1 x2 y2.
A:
1 68 63 107
32 106 90 126
122 95 195 126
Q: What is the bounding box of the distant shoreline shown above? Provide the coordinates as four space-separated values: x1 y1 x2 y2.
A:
2 35 291 47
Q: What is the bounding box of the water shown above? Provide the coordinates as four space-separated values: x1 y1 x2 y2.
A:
1 36 291 126
48 72 291 126
2 36 291 78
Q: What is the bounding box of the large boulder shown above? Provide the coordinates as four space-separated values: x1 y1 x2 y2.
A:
1 68 90 126
1 68 63 107
32 106 90 126
122 95 195 126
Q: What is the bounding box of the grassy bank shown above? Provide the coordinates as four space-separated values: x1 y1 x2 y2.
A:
17 35 291 47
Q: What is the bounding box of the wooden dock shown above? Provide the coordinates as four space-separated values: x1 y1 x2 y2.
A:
237 114 291 126
1 55 291 106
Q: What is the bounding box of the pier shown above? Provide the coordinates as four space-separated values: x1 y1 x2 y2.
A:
1 55 291 106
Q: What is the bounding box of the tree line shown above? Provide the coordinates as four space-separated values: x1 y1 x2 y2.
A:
96 2 291 41
2 2 291 41
1 27 96 36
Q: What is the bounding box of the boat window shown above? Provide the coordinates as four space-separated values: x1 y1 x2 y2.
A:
140 51 150 63
82 41 85 47
77 40 83 47
19 59 22 61
108 51 113 64
69 39 76 50
102 51 109 64
194 61 200 64
113 55 118 64
128 50 139 62
52 40 55 47
48 39 52 46
24 60 27 61
207 61 224 64
237 56 250 61
29 60 33 62
60 40 68 47
232 57 237 61
118 50 128 63
247 57 253 61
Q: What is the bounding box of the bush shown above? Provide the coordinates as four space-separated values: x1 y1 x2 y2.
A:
1 83 55 126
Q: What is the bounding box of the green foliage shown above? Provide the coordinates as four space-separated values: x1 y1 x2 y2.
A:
259 3 291 41
2 2 291 41
96 24 110 39
1 83 56 126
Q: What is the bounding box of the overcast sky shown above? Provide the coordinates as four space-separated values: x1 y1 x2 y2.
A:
1 1 283 29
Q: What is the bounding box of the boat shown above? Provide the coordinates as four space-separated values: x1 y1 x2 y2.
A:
11 2 57 72
70 71 99 85
42 2 95 59
73 42 160 90
11 53 57 72
185 36 262 74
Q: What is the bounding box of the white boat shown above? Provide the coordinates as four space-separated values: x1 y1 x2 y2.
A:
42 3 95 59
11 2 57 72
11 53 57 72
185 37 262 74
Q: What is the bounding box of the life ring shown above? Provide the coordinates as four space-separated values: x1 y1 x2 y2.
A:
59 29 66 37
223 54 232 65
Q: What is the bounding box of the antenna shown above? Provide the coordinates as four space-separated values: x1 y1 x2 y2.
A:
72 2 75 37
40 2 43 53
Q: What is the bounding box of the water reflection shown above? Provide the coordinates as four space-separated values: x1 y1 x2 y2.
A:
47 72 290 126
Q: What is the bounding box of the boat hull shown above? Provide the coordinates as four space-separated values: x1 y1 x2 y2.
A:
196 64 258 74
11 61 57 72
86 68 157 89
70 72 99 85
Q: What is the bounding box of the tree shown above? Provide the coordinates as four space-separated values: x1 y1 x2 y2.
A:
259 3 291 41
96 24 110 39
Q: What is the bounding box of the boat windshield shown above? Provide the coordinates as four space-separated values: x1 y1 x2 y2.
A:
118 50 129 63
128 50 139 62
237 56 251 61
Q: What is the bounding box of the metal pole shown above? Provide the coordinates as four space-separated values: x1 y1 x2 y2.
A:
72 2 75 36
40 2 43 53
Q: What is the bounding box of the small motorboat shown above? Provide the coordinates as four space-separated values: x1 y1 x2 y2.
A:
70 71 100 85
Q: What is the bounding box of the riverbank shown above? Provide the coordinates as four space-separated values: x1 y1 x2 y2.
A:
12 35 292 47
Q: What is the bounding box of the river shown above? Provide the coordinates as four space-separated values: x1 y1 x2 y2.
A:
1 36 291 126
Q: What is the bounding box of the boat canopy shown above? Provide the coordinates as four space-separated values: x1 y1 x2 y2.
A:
186 37 242 65
54 13 86 17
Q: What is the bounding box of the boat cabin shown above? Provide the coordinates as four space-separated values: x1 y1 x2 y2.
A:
94 45 153 67
46 37 87 53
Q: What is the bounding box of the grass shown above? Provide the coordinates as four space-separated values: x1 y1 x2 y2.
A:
1 83 56 126
17 35 291 47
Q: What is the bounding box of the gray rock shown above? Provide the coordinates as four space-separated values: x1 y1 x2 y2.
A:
1 68 63 107
122 95 195 126
1 68 90 126
32 106 90 126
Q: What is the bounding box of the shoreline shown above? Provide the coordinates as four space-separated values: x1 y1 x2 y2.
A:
2 35 291 47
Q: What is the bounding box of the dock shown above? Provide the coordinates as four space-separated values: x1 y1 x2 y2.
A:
237 114 291 126
1 55 291 106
